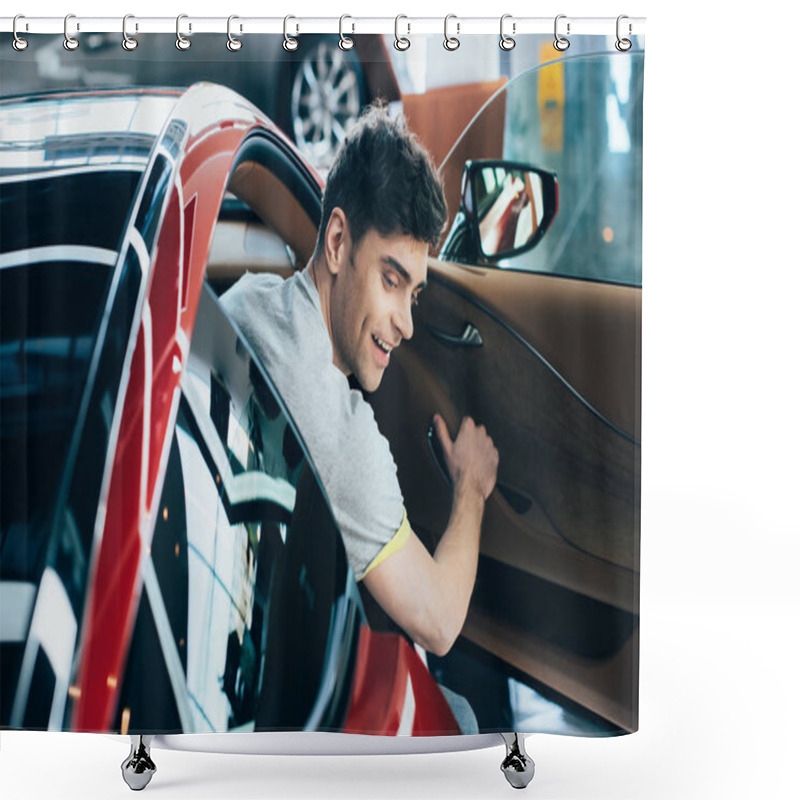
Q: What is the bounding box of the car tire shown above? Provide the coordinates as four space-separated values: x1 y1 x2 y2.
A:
279 36 368 169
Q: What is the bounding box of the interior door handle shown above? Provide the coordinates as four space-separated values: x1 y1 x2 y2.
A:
426 421 452 486
427 322 483 348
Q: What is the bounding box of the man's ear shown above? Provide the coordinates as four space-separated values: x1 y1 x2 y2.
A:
324 207 349 275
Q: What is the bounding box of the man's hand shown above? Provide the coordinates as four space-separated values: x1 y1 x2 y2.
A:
364 412 497 653
433 413 499 502
365 415 498 656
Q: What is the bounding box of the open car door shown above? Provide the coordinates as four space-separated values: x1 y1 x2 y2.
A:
369 51 643 732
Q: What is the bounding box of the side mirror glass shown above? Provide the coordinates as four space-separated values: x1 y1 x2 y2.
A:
466 160 558 262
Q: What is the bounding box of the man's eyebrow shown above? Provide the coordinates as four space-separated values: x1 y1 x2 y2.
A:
382 256 427 290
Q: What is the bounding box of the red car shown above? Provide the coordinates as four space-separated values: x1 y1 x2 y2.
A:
0 85 459 739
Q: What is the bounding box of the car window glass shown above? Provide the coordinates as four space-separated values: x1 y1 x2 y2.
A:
0 261 111 583
441 52 643 286
134 154 172 251
0 169 141 591
142 288 359 732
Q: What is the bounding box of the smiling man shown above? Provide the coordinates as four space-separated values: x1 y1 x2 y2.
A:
221 105 498 662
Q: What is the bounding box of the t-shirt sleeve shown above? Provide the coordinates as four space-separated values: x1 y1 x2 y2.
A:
360 508 412 581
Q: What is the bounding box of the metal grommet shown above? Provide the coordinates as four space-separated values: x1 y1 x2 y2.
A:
339 15 355 51
443 14 460 51
615 15 632 51
283 15 298 52
500 14 515 51
553 14 570 51
227 15 242 51
122 14 138 51
175 14 191 51
394 14 410 51
12 15 29 51
63 14 79 51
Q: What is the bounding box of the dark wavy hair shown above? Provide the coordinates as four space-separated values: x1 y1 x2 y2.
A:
314 103 447 256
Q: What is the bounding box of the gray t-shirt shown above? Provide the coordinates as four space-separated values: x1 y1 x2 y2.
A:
220 268 407 580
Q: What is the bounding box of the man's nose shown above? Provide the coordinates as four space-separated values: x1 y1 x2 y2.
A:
395 298 414 341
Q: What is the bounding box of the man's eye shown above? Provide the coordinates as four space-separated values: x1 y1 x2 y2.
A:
384 273 398 289
411 293 420 307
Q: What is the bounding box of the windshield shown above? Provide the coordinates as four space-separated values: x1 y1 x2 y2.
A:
440 51 644 286
0 168 142 581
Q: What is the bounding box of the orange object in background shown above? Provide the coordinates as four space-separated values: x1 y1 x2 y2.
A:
403 80 507 246
538 43 566 152
402 79 506 168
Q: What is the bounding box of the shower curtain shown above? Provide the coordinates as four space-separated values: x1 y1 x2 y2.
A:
0 19 643 741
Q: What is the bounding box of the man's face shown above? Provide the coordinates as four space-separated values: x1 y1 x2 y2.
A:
329 226 428 393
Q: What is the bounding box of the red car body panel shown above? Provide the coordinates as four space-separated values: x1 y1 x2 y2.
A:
343 628 460 736
72 90 307 731
65 85 448 735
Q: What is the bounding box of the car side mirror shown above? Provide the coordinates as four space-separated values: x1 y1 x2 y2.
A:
461 160 558 262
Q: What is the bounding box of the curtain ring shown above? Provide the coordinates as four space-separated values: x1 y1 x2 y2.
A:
615 15 632 51
12 15 29 51
283 15 298 51
63 14 79 51
122 14 138 51
499 14 515 51
443 14 460 51
553 14 570 51
394 15 410 51
339 15 355 50
227 15 242 51
176 14 191 51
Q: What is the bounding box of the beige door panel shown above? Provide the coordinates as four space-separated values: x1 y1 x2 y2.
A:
428 260 641 440
464 608 638 732
370 259 640 612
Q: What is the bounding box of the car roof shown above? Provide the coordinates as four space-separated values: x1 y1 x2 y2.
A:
0 89 183 178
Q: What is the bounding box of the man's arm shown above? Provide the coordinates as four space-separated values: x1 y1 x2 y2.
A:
362 414 498 657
